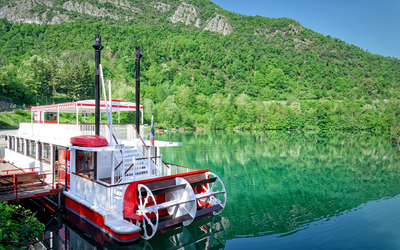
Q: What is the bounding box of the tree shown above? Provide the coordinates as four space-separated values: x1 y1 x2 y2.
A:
0 201 45 248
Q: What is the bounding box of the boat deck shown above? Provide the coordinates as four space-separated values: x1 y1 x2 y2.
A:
0 186 60 201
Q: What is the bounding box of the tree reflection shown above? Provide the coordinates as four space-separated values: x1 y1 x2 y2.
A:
159 131 400 238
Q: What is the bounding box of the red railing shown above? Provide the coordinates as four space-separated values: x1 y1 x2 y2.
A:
0 170 56 200
2 166 41 175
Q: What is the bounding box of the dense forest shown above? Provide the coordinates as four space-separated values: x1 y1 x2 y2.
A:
0 0 400 130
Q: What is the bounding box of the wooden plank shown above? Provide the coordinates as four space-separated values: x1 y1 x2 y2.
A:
0 173 42 187
148 184 186 196
0 182 44 193
143 179 176 191
190 177 217 187
0 187 59 201
182 173 207 184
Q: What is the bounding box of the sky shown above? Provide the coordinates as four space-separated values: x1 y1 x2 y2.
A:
212 0 400 59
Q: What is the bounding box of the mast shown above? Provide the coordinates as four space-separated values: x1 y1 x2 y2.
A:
133 46 143 134
92 35 104 136
92 35 103 180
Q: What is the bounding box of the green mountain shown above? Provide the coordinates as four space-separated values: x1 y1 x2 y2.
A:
0 0 400 130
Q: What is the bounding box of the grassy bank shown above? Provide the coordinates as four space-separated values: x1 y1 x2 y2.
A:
0 109 30 128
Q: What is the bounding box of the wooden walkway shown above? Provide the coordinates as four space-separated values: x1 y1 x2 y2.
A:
0 162 60 201
0 186 60 201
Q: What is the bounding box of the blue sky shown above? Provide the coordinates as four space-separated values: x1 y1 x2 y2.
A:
212 0 400 59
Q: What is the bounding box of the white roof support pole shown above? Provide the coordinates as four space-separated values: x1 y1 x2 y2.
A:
100 64 112 145
50 144 54 187
108 80 113 146
57 107 59 125
148 146 151 178
31 110 33 135
141 110 143 125
100 64 109 124
76 106 79 126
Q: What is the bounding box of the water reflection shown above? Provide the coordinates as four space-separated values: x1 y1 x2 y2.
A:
34 213 226 250
158 130 400 239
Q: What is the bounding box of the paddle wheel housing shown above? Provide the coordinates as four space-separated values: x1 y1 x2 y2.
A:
123 170 227 240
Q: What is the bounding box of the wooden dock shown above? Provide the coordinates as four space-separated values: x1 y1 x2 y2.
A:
0 162 60 201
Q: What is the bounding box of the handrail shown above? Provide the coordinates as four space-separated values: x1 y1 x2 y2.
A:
1 171 55 200
114 160 123 171
130 123 149 151
2 167 39 173
130 124 158 166
72 172 131 188
163 162 199 171
135 156 160 161
106 124 119 146
125 164 135 175
162 160 170 169
0 171 51 178
124 156 162 175
1 169 51 175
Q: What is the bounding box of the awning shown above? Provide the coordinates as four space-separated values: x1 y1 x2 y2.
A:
29 99 143 113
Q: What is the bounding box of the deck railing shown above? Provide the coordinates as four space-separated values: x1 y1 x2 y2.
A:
18 123 142 144
0 170 57 201
71 173 128 212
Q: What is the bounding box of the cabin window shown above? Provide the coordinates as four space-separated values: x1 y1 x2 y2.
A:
10 137 15 150
42 143 51 163
17 138 24 154
28 140 36 158
76 150 95 179
45 112 57 122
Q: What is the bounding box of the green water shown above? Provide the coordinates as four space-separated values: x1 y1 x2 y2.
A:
157 130 400 249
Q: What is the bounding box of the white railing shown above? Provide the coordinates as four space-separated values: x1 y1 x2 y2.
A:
112 124 137 142
162 163 198 177
72 174 128 212
18 123 134 144
112 145 125 185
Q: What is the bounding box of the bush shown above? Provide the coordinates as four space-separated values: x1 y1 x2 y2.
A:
13 109 25 115
0 201 45 248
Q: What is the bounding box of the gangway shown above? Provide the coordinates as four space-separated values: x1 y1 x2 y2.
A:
0 162 60 201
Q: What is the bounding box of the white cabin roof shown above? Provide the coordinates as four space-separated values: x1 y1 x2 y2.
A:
29 99 143 113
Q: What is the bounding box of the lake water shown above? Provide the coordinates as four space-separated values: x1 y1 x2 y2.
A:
157 130 400 250
2 130 400 249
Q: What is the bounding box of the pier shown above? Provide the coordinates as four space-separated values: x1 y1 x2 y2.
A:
0 160 60 201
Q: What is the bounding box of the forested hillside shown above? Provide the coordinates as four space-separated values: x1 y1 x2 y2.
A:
0 0 400 130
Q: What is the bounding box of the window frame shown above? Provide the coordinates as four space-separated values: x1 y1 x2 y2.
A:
75 150 96 180
41 143 51 163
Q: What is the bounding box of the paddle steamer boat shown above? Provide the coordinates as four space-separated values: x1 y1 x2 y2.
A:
2 48 227 243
